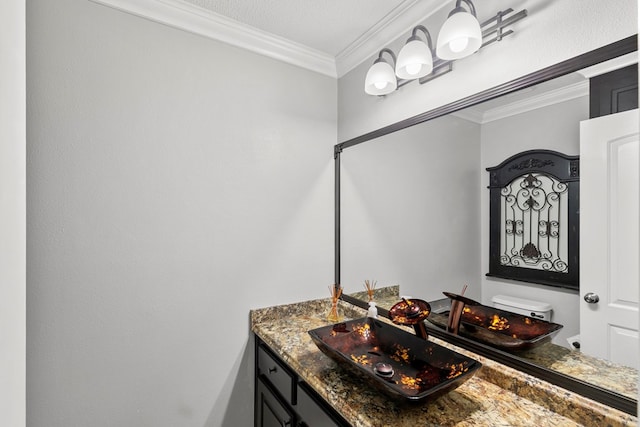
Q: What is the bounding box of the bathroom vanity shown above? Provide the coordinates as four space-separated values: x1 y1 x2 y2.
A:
255 335 349 426
251 296 637 427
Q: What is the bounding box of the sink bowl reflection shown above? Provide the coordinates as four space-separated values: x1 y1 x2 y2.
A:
428 302 563 352
308 317 481 401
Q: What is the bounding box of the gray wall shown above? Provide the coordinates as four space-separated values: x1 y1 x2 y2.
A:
480 96 589 347
1 1 26 426
341 115 481 302
26 1 336 426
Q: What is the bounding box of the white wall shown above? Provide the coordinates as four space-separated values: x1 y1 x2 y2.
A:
26 0 336 426
341 115 481 301
1 1 26 426
480 96 589 347
338 0 637 141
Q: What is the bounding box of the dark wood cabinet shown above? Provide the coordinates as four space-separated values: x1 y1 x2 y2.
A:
254 336 349 427
589 64 638 118
256 379 295 427
295 381 343 427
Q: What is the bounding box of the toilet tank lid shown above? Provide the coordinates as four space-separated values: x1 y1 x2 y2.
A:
491 294 552 312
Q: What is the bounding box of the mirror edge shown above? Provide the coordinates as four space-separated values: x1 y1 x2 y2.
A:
336 35 637 151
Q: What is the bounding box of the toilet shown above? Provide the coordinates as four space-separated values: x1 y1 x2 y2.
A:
491 294 553 321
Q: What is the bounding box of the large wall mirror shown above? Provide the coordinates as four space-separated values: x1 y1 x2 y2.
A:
336 36 638 415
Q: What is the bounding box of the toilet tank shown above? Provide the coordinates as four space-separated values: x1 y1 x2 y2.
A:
491 294 553 321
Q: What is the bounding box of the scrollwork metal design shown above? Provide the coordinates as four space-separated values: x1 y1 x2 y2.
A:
507 158 554 172
500 173 569 273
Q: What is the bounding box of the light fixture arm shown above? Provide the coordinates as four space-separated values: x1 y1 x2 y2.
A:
409 25 433 50
375 48 397 67
451 0 477 17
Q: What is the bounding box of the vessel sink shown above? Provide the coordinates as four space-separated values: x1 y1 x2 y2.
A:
428 302 563 352
308 317 481 402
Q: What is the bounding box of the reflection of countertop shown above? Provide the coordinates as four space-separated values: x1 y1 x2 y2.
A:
363 287 638 401
250 296 637 427
519 341 638 400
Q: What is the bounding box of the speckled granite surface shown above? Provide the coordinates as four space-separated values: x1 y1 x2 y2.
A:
251 296 637 426
509 342 638 401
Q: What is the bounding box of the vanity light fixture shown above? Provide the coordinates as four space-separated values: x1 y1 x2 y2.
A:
395 25 434 80
364 48 398 95
364 1 527 96
436 0 482 60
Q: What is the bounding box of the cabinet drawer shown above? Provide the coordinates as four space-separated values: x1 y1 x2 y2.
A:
258 345 295 404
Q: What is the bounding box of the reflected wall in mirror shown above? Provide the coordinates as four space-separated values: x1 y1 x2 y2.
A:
336 38 638 414
342 71 590 344
341 113 480 302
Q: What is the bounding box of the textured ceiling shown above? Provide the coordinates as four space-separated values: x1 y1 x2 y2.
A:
180 0 410 56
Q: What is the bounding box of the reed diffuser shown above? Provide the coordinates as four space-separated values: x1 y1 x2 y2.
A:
363 279 377 302
327 284 343 322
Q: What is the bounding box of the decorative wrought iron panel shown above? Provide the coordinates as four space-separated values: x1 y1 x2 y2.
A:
487 150 579 290
501 173 569 272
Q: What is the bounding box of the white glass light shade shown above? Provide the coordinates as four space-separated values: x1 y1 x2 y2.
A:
395 39 433 80
436 11 482 60
364 60 397 95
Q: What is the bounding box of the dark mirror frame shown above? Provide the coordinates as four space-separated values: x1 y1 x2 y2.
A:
335 35 638 415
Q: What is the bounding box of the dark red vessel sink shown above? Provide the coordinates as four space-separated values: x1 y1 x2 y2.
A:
308 317 481 401
428 303 563 352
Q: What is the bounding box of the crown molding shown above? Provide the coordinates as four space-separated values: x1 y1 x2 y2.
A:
482 80 589 123
453 80 589 124
335 0 450 77
88 0 448 79
451 108 485 124
454 50 639 124
88 0 337 77
577 51 638 78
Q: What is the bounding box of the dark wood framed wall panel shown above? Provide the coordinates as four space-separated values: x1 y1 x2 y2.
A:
590 63 638 118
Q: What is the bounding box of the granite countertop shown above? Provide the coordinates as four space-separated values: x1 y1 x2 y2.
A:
250 295 637 427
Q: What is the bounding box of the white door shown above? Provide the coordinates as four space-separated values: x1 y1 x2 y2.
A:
580 109 639 369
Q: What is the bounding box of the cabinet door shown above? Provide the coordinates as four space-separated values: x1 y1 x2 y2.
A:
295 382 348 427
589 64 638 118
295 384 337 427
256 378 294 427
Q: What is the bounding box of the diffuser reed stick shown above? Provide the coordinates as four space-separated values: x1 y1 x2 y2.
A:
363 279 377 302
327 284 343 322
